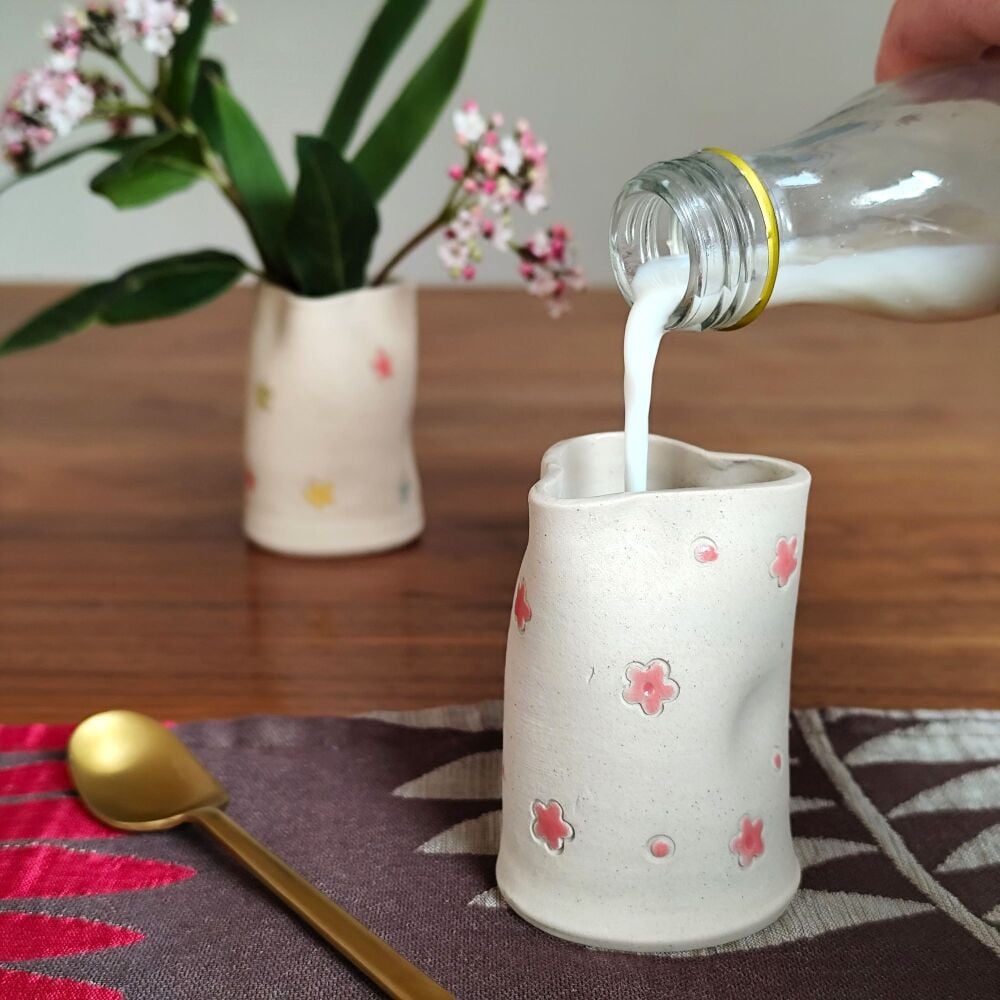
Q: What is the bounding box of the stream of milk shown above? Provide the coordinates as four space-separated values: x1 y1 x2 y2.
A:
623 241 1000 492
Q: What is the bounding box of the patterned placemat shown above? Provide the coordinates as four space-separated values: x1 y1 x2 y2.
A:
1 705 998 999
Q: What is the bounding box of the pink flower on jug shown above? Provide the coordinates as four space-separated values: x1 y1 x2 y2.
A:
439 101 584 316
372 349 392 379
730 815 765 867
513 579 532 632
693 537 719 563
531 799 573 853
770 536 799 587
622 658 680 717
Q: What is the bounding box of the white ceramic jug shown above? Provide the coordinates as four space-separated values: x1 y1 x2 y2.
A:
497 432 810 952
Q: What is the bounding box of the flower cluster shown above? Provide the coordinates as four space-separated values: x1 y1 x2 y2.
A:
437 101 584 316
515 224 585 318
2 68 95 170
3 2 235 170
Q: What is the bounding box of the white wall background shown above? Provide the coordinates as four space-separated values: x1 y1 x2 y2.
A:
0 0 893 286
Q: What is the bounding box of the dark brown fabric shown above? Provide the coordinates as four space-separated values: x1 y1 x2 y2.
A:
1 705 997 998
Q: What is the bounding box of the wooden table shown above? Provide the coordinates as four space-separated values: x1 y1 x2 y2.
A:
1 285 998 722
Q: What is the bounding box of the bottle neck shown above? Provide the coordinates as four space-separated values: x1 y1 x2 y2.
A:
609 151 773 330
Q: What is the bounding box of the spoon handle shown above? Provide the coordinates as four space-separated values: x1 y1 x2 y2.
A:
190 806 454 1000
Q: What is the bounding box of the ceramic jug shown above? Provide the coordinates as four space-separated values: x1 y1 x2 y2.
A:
496 432 810 951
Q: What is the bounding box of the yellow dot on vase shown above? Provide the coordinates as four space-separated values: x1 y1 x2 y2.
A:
254 383 273 411
304 480 334 509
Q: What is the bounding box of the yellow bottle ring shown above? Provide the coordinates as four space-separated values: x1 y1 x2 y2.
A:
702 147 780 330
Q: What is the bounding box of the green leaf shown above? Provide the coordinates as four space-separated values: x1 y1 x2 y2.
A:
90 131 205 208
285 135 379 295
194 64 293 280
352 0 485 201
321 0 430 152
165 0 214 116
99 249 246 324
0 250 246 356
0 135 148 196
0 283 115 355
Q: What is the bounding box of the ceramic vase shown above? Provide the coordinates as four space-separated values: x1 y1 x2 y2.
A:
496 432 811 952
243 282 423 557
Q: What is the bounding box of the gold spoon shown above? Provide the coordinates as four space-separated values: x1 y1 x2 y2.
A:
68 710 454 1000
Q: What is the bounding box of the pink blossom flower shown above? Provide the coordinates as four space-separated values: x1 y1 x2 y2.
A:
730 815 765 867
436 102 584 314
475 144 502 176
452 99 485 145
122 0 190 56
500 135 523 174
437 238 469 276
770 536 799 587
531 799 573 853
622 658 680 717
3 66 95 168
212 1 237 25
44 10 87 71
527 229 550 258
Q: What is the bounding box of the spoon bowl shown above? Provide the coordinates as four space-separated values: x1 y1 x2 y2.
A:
69 710 226 830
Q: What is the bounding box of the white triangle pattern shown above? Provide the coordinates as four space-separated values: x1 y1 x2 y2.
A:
845 718 1000 766
794 837 877 869
936 823 1000 873
889 764 1000 818
671 889 933 956
468 887 507 909
790 796 836 814
361 701 503 733
418 810 501 855
984 904 1000 926
393 750 501 800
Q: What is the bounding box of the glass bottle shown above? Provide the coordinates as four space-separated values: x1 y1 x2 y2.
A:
609 60 1000 331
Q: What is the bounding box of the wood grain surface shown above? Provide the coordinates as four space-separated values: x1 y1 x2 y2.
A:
1 284 998 722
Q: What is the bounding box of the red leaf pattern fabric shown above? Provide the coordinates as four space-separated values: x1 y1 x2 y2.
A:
0 723 74 752
0 969 124 1000
0 798 121 840
0 759 71 796
0 722 197 999
0 845 195 898
0 912 143 960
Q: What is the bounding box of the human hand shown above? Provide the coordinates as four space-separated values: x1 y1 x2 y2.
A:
876 0 1000 81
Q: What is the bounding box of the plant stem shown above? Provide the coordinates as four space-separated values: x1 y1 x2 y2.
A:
370 180 465 287
112 53 181 130
108 52 246 220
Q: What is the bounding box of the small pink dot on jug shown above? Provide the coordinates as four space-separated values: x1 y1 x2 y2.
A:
646 835 675 861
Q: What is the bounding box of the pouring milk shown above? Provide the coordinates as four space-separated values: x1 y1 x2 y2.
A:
612 62 1000 492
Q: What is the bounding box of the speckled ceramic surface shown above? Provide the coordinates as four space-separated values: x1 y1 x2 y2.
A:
242 282 423 557
497 432 811 951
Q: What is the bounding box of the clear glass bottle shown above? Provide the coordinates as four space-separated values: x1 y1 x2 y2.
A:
610 60 1000 330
